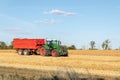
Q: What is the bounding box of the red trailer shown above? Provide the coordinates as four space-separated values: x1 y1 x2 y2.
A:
13 38 45 55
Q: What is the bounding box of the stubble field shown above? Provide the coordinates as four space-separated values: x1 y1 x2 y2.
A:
0 50 120 79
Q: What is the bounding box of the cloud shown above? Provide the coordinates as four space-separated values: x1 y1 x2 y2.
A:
2 28 21 31
1 27 31 34
44 9 76 16
0 14 35 34
0 14 35 29
34 19 60 25
13 31 31 34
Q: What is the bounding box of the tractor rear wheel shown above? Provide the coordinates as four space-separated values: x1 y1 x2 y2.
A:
51 49 60 57
18 49 23 55
63 48 68 56
23 50 30 55
64 50 68 56
40 47 48 56
60 46 68 56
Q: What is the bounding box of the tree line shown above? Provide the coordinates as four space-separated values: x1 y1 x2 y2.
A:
89 39 111 50
0 39 119 50
0 41 13 49
65 39 119 50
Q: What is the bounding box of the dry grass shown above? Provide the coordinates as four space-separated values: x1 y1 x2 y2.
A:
69 50 120 56
0 50 120 77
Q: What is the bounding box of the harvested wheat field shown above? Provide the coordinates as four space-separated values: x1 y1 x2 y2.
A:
0 50 120 79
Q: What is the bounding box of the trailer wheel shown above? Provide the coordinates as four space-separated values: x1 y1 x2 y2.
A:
51 49 60 57
23 50 30 55
18 49 23 55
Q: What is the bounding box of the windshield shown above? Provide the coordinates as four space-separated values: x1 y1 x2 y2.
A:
47 40 57 45
52 40 57 44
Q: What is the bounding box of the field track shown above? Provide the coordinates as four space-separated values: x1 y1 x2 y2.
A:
0 50 120 77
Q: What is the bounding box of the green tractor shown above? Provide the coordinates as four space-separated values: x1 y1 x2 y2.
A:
39 40 68 57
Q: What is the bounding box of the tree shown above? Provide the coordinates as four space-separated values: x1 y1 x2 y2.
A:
102 39 111 50
89 41 96 50
63 45 68 49
68 45 76 50
102 42 105 50
0 41 7 49
0 41 1 48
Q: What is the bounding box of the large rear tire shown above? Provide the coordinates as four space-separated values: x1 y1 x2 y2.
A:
18 49 23 55
64 50 68 56
63 48 68 56
60 46 68 56
51 49 60 57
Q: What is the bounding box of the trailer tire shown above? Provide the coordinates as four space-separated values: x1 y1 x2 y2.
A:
18 49 23 55
51 49 60 57
23 50 30 55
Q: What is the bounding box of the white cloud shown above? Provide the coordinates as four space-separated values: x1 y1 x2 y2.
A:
2 28 20 31
1 27 31 34
34 19 60 25
0 14 35 35
44 9 76 16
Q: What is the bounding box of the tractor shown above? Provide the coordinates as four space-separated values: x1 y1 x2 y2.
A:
39 39 68 57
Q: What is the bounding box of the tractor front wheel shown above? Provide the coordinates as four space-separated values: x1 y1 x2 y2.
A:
51 49 60 57
40 47 49 56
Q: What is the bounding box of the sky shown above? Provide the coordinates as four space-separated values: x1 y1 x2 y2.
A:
0 0 120 49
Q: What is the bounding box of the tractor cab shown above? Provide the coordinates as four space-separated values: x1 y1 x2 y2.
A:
46 40 61 49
